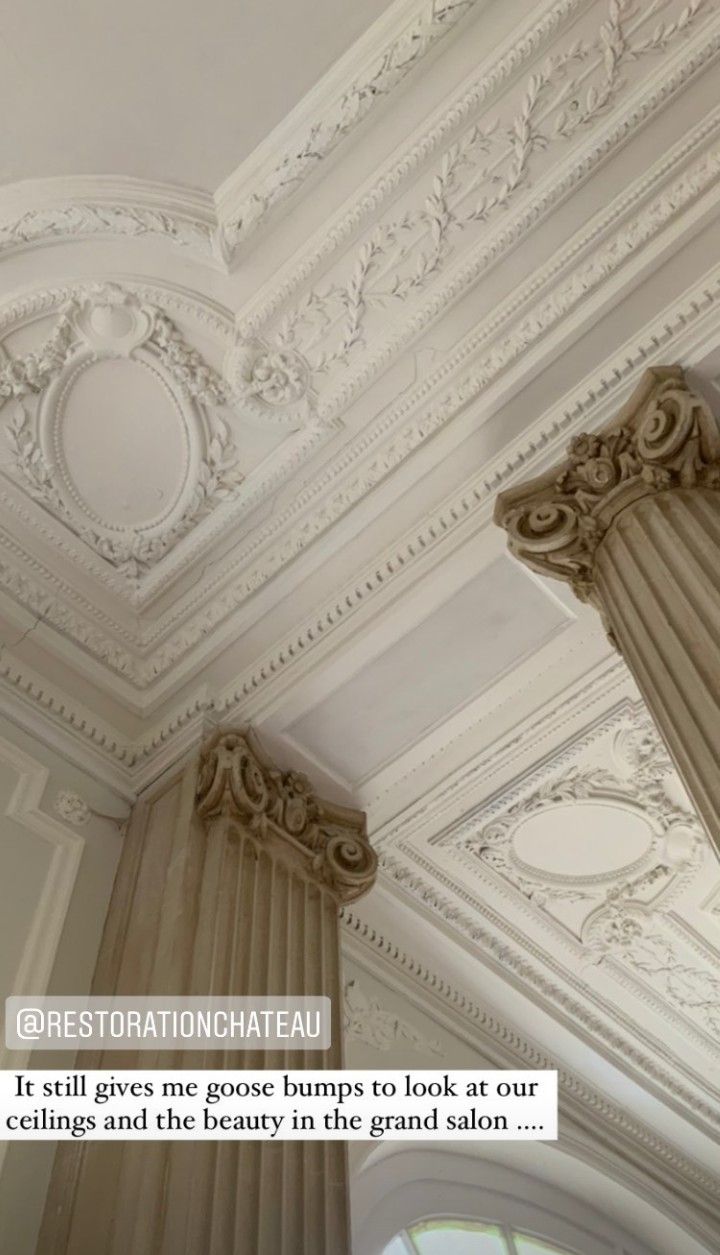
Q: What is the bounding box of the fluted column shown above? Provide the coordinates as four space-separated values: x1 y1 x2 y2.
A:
36 730 376 1255
495 366 720 854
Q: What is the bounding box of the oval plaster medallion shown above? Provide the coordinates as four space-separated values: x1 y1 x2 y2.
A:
44 353 192 531
510 800 654 881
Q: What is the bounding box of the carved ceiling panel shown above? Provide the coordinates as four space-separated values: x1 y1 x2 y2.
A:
377 688 720 1123
0 284 323 587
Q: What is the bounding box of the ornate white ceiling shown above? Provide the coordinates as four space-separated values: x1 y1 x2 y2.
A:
0 0 719 1242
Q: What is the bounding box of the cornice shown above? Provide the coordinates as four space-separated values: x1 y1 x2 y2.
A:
0 0 498 268
377 851 720 1129
2 113 716 697
1 255 720 786
342 908 720 1240
238 0 720 380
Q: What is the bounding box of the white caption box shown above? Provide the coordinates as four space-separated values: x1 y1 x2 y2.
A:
2 1069 557 1141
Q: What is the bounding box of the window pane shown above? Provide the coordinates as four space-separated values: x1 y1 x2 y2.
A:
514 1236 572 1255
410 1220 510 1255
381 1237 410 1255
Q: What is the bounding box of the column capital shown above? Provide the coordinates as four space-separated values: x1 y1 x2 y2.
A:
196 728 377 902
494 367 720 602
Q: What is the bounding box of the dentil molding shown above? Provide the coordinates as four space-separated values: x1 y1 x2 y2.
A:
2 259 720 790
1 108 719 693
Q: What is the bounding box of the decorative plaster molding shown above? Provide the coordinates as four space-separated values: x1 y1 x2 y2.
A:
196 729 377 902
54 789 91 827
254 0 712 392
379 847 720 1122
217 0 481 253
87 130 720 682
0 284 243 579
0 103 716 684
1 261 720 784
240 0 720 427
0 201 214 262
443 700 719 1047
343 977 443 1055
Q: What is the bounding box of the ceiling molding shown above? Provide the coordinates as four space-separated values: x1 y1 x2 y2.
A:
374 681 720 1134
1 250 720 790
0 178 218 266
1 122 718 704
215 0 489 256
0 0 491 269
237 0 720 382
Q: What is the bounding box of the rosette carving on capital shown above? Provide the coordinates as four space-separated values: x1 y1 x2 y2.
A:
196 729 376 902
494 367 720 602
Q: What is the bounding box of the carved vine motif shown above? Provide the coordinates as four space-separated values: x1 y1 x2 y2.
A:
496 372 720 600
343 978 443 1055
196 731 377 902
263 0 709 375
0 286 245 580
224 0 477 249
0 204 212 257
586 904 720 1038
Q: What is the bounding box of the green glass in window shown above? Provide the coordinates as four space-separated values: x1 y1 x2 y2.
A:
514 1236 573 1255
409 1219 511 1255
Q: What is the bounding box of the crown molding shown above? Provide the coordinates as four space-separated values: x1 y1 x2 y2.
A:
214 0 489 256
372 671 720 1135
1 113 718 703
237 0 720 364
1 253 720 791
0 0 492 270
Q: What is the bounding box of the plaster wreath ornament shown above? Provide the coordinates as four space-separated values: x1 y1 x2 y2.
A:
0 284 250 580
223 339 313 427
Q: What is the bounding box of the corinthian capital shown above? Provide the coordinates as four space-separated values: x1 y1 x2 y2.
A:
494 367 720 601
196 729 377 902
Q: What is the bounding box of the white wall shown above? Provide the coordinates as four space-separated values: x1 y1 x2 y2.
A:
0 714 126 1255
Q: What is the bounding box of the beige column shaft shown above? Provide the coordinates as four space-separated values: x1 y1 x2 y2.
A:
495 366 720 854
36 730 376 1255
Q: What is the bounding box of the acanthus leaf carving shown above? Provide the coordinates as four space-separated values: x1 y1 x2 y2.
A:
195 730 377 902
495 369 720 604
